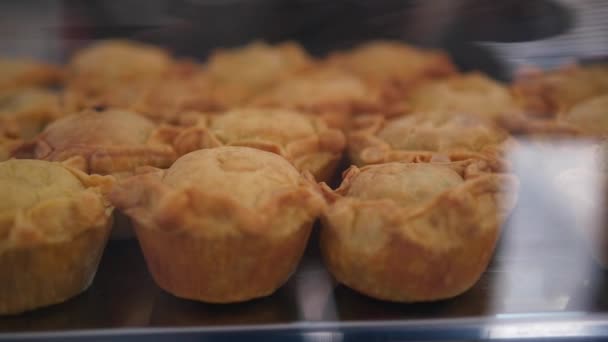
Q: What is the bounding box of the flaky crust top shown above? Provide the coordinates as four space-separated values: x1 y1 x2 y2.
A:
205 41 314 105
173 109 345 179
327 41 456 95
0 159 113 252
512 63 608 118
348 112 512 167
110 147 325 237
0 88 61 140
322 160 518 251
406 72 519 120
13 109 177 175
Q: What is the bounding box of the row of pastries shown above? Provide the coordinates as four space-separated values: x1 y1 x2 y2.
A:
1 40 607 315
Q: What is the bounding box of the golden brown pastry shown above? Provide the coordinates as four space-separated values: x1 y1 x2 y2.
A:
64 40 173 112
13 109 177 176
173 108 346 182
130 63 220 122
327 40 456 99
205 41 314 106
348 112 513 166
406 72 520 123
250 68 386 130
515 94 608 138
512 63 608 118
0 59 63 92
0 159 113 315
110 147 325 303
0 88 61 140
321 160 518 302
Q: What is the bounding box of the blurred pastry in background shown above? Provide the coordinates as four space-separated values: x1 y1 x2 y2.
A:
0 59 63 93
173 108 345 182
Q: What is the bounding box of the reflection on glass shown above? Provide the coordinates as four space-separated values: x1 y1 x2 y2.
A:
490 139 607 314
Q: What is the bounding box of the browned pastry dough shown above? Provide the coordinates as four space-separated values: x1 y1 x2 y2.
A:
327 40 456 100
406 72 521 124
512 94 608 138
0 159 113 315
321 160 518 302
205 41 314 106
13 109 177 176
64 40 173 112
512 63 608 118
0 59 63 93
348 112 513 167
173 108 346 182
110 147 325 303
249 68 388 130
0 88 61 140
129 63 221 122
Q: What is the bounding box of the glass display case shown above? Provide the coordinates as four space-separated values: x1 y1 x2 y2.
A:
1 1 607 341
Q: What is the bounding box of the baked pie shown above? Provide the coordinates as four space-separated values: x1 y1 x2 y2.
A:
173 108 346 182
0 59 63 93
13 109 177 176
348 112 512 167
320 160 518 302
327 40 456 100
512 63 608 118
64 40 173 112
0 159 113 315
516 94 608 138
405 72 520 124
0 88 61 140
250 68 386 130
110 147 325 303
205 41 314 106
130 63 220 122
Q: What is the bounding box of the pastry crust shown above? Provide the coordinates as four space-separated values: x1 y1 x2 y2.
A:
512 94 608 138
327 40 456 100
320 160 518 302
249 68 386 130
205 41 314 106
512 63 608 118
0 159 113 314
173 108 346 182
64 40 173 112
0 88 61 140
406 72 520 123
0 59 63 93
12 109 177 176
348 112 513 167
110 147 325 303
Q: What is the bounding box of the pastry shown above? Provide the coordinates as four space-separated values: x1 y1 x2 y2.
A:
327 40 456 100
512 63 608 118
13 109 177 176
0 59 63 92
0 159 113 315
173 108 346 182
406 72 520 124
205 41 314 106
64 40 173 112
515 94 608 138
0 88 61 140
320 159 518 302
348 111 513 166
130 62 220 122
110 147 325 303
250 68 386 130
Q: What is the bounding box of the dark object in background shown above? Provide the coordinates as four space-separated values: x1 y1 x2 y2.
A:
63 0 571 80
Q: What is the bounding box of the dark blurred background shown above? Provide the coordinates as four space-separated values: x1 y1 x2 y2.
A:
0 0 606 80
